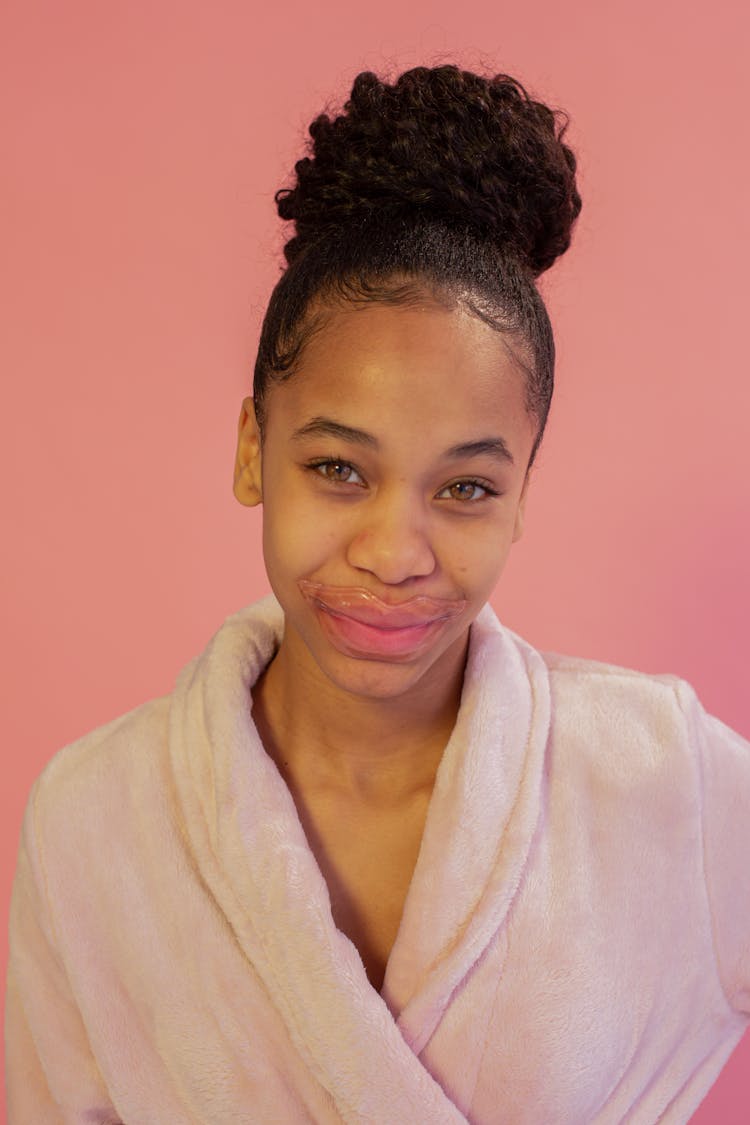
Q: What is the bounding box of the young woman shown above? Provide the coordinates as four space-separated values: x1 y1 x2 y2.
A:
6 64 749 1123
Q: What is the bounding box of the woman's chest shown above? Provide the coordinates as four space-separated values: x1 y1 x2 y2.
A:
294 788 431 991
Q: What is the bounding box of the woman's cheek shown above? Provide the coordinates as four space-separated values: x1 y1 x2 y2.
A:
447 518 516 590
264 496 345 577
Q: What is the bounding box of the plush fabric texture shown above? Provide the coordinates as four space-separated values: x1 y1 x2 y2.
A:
5 596 749 1123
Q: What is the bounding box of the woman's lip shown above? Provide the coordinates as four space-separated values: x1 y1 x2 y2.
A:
298 579 467 628
313 601 449 630
313 603 450 659
297 579 467 658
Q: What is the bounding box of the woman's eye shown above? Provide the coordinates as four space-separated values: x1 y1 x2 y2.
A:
438 480 496 502
310 460 364 486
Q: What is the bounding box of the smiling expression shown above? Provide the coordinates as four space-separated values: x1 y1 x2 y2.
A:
234 295 537 701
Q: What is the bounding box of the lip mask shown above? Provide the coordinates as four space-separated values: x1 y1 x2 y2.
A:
298 579 467 626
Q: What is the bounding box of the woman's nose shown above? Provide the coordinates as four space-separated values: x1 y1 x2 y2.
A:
345 489 436 585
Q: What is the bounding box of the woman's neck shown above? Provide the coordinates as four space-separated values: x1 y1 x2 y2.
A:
251 630 467 802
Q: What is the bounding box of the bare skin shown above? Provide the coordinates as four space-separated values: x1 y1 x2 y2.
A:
251 630 464 990
253 695 440 992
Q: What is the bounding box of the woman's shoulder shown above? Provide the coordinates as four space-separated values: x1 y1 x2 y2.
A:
540 646 690 707
537 645 734 739
484 608 748 770
529 643 749 789
24 597 283 835
31 690 174 825
538 643 702 736
485 605 697 721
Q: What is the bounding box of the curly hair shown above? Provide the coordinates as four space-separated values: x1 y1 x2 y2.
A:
253 64 582 470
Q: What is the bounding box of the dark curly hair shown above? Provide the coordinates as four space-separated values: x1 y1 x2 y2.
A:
253 64 581 470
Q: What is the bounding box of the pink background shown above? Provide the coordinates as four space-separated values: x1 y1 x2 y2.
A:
2 0 748 1118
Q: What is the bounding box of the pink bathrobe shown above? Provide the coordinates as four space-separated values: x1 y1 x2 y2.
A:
5 597 750 1122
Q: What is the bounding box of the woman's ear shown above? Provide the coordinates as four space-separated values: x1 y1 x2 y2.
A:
233 396 263 507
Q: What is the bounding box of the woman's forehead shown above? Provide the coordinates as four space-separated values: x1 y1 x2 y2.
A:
262 302 535 468
274 301 530 418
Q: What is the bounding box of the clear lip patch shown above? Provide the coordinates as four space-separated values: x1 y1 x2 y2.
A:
298 579 467 625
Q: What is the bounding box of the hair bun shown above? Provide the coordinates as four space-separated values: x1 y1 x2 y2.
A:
276 65 582 276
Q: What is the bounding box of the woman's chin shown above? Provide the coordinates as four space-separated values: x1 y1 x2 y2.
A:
307 626 470 703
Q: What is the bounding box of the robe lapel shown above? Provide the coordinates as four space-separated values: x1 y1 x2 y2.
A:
382 604 551 1061
168 596 469 1122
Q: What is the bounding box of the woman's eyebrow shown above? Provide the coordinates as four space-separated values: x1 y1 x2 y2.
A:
291 417 514 466
291 417 378 447
445 438 515 466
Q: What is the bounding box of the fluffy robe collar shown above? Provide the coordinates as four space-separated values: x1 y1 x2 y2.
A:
167 595 551 1121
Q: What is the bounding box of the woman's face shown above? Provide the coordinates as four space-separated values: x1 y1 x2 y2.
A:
234 296 537 701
